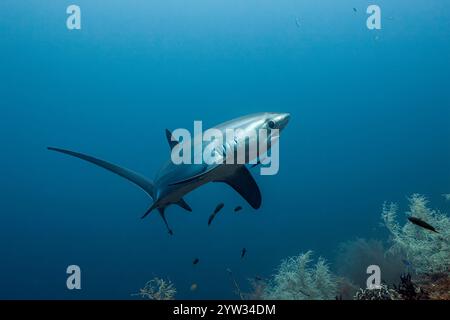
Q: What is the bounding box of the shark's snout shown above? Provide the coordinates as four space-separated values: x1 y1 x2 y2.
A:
275 113 290 130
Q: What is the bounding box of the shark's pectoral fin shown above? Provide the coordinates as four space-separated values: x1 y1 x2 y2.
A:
176 198 192 212
214 166 262 209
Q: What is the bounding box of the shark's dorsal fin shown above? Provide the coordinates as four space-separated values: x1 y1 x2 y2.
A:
214 166 262 209
165 129 178 150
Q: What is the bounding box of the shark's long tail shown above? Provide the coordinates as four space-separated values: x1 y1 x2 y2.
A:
47 147 155 200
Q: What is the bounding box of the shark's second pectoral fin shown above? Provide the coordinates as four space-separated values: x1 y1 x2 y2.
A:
214 166 262 209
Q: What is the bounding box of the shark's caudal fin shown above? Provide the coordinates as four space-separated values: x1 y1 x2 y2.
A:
47 147 155 199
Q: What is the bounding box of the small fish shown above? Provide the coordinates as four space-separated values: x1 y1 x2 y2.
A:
208 203 225 226
295 17 301 28
241 248 247 259
353 7 357 13
408 216 438 233
190 283 198 291
402 259 411 267
442 193 450 201
208 213 217 226
254 276 263 281
193 258 199 265
214 203 225 214
234 206 242 212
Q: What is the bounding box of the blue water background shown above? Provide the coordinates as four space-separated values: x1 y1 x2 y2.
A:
0 0 449 299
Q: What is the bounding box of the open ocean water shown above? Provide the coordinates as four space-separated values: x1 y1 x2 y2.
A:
0 1 449 299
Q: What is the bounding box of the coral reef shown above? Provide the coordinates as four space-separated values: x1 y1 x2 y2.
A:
133 277 177 300
244 278 267 300
353 272 449 300
442 194 450 201
262 251 337 300
335 277 359 300
394 273 429 300
382 194 450 274
335 238 404 287
226 268 245 300
244 193 449 301
354 284 400 300
417 272 450 300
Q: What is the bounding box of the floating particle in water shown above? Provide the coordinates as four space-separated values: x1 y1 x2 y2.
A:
193 258 199 265
241 248 247 259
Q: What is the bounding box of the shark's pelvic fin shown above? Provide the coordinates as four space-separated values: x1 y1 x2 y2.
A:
165 129 178 150
47 147 155 198
176 198 192 212
158 207 173 235
214 166 262 209
141 202 158 219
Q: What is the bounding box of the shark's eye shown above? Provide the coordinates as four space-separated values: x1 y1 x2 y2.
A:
268 120 276 129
